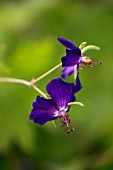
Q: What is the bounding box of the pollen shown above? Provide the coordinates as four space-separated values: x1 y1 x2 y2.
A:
85 58 92 63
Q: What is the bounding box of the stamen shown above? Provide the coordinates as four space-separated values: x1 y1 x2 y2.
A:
92 61 102 65
85 58 92 64
65 127 75 133
59 122 65 127
89 61 102 68
79 67 85 70
89 65 94 68
60 114 75 133
78 63 86 70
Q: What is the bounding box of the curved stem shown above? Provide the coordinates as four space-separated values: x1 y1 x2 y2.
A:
0 77 47 98
68 101 84 107
79 42 87 50
34 63 62 83
81 45 100 54
0 78 30 86
0 63 62 97
32 85 47 98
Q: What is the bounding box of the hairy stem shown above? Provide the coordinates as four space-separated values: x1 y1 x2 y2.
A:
34 63 62 83
0 63 62 97
0 78 30 86
81 45 100 54
32 85 47 98
68 101 84 107
0 77 47 98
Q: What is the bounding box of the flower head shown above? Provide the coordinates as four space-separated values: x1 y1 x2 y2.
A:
30 77 82 133
57 37 101 79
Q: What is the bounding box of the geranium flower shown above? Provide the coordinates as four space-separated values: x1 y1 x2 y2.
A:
57 37 101 79
29 77 82 133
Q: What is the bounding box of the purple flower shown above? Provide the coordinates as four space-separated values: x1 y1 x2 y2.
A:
30 77 82 133
58 37 101 79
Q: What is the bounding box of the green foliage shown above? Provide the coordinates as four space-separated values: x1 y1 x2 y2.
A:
0 0 113 169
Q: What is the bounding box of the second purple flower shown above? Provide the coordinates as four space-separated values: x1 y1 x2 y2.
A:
57 37 101 79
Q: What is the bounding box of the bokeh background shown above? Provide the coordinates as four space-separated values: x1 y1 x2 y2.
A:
0 0 113 170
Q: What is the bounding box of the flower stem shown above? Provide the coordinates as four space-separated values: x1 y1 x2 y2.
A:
34 63 62 83
32 85 47 98
0 77 47 98
0 63 62 97
68 101 84 107
81 45 100 54
0 77 30 86
79 42 87 50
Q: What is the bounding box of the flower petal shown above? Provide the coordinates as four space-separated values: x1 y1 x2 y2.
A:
61 49 81 67
57 37 76 50
46 78 75 109
61 66 75 79
32 96 57 112
30 96 58 125
30 109 58 125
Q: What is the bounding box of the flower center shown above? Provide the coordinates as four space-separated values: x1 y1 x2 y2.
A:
59 113 75 133
79 56 101 70
80 56 92 64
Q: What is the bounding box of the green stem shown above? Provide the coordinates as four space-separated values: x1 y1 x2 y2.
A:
79 42 87 50
0 77 30 86
32 85 47 98
0 77 47 98
0 63 62 98
81 45 100 54
34 63 62 83
68 101 84 107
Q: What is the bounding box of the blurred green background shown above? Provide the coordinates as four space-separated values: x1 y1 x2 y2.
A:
0 0 113 169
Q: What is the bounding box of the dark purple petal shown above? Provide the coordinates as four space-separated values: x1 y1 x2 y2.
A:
61 49 81 67
74 74 82 93
30 109 58 125
32 96 57 112
66 48 81 56
61 66 75 79
46 78 75 109
30 96 58 125
57 37 76 50
69 95 76 103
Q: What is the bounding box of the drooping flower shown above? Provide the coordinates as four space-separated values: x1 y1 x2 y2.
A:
57 37 101 79
29 77 82 133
